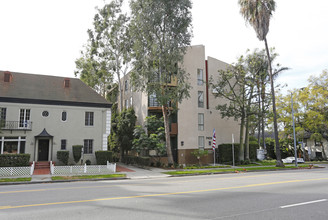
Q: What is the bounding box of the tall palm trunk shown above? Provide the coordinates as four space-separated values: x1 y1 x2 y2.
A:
264 38 283 167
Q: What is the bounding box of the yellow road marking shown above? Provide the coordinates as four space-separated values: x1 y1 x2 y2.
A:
0 174 272 194
1 177 328 210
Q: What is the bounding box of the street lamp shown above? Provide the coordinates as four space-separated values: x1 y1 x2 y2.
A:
291 91 298 167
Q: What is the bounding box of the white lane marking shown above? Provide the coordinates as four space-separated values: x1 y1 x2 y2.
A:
280 199 327 209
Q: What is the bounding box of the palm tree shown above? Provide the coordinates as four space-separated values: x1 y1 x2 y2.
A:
238 0 284 167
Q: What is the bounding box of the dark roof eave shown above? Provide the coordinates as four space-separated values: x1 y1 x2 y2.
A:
0 97 112 108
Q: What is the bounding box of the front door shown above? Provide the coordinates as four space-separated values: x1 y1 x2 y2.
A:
38 139 49 161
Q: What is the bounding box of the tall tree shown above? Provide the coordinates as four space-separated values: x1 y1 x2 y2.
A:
75 0 131 109
238 0 284 167
211 49 266 160
129 0 193 164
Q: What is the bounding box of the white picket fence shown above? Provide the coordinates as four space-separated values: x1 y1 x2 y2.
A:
0 161 35 177
50 161 116 175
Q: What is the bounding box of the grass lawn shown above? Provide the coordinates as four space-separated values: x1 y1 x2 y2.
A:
185 165 231 169
0 177 31 182
164 164 314 176
52 174 126 181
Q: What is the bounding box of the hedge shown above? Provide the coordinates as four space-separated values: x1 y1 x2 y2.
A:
57 151 69 165
72 145 83 163
95 151 113 165
217 143 259 163
122 156 150 167
0 154 30 167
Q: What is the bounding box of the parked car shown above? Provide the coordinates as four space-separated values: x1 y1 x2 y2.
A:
282 157 305 164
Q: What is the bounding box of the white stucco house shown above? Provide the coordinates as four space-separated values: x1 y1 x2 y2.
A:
0 71 111 164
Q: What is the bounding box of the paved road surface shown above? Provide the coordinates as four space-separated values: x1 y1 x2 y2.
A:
1 168 327 220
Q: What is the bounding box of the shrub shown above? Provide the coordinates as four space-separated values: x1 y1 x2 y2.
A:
72 145 83 163
85 159 91 165
0 154 30 167
122 156 150 167
57 151 69 165
95 151 113 165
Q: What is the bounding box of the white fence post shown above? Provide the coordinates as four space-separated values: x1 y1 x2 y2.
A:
30 161 35 175
84 164 87 173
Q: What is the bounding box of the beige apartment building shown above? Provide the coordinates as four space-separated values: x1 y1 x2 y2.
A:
121 45 240 165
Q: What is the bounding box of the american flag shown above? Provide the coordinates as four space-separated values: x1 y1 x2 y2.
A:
212 129 216 150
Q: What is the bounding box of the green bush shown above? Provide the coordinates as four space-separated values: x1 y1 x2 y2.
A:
122 156 150 167
95 151 113 165
217 143 259 164
57 151 69 165
0 154 30 167
85 159 91 165
72 145 83 163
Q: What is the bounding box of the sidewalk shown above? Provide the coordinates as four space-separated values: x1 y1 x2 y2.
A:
0 163 170 185
116 163 170 179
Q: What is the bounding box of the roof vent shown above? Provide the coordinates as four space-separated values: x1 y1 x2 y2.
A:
4 71 12 83
64 78 70 88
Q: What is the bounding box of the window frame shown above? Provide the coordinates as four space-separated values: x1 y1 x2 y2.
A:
61 111 67 122
85 112 94 126
198 91 204 108
198 113 204 131
61 139 67 150
83 139 93 154
197 69 203 86
198 136 205 150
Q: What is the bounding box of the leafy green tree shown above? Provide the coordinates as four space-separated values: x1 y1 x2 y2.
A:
116 108 137 159
130 0 193 164
212 49 267 160
191 149 208 167
75 0 131 108
133 116 165 157
238 0 284 167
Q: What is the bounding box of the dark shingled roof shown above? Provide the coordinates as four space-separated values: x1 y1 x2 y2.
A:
0 71 111 108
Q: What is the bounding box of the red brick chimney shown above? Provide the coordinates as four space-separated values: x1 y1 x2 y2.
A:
4 71 12 82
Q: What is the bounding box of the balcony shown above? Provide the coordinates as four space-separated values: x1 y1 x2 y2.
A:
0 121 32 131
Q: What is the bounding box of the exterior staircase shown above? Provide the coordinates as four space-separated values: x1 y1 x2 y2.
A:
33 161 52 175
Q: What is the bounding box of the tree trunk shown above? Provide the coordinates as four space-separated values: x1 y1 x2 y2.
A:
239 116 245 161
162 105 174 165
264 38 284 167
244 115 250 160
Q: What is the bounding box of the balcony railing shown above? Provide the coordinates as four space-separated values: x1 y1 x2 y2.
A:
0 121 32 130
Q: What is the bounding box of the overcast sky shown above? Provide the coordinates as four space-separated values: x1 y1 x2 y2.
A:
1 0 327 93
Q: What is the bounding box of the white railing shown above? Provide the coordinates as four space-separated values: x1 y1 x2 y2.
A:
0 165 33 177
50 162 116 175
30 161 35 175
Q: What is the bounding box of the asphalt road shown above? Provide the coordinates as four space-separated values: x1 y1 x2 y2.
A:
1 168 328 220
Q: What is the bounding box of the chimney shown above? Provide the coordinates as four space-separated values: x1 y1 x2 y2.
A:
4 71 12 83
64 78 70 88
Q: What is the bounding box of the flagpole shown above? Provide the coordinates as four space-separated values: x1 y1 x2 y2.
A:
232 134 235 167
213 128 216 166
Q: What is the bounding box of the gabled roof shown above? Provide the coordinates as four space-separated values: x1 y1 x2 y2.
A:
0 71 111 108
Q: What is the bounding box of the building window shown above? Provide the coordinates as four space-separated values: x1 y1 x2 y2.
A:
42 111 49 117
198 113 204 131
19 109 31 128
198 91 204 108
198 136 205 150
124 80 128 91
0 136 26 154
85 112 94 126
61 139 67 150
62 111 67 121
84 139 93 154
125 99 129 108
197 69 203 86
0 108 6 128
